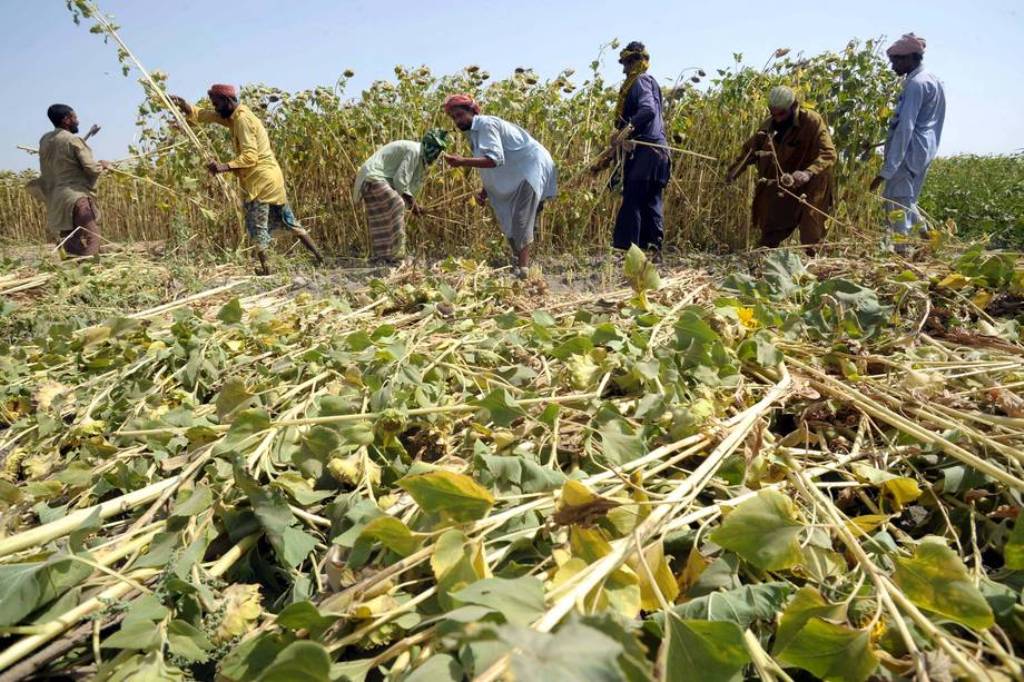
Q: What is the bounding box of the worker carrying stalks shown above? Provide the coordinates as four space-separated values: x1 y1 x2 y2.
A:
725 86 837 252
170 85 325 276
27 104 111 257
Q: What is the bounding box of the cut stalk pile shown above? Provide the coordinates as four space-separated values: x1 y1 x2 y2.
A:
1 238 1023 681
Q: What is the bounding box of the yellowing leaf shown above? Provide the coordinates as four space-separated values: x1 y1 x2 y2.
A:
627 540 680 610
431 529 490 610
892 538 994 630
776 618 878 682
845 514 887 537
971 289 993 309
398 470 495 524
937 272 969 290
881 477 921 509
357 516 422 557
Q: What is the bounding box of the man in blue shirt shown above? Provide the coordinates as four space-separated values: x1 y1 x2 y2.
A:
610 41 670 253
870 33 946 246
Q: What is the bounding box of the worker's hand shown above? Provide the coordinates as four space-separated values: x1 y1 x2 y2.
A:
408 198 423 216
169 95 192 116
475 189 488 206
791 170 811 188
443 153 465 168
869 175 885 193
99 160 112 172
207 161 230 175
724 170 737 185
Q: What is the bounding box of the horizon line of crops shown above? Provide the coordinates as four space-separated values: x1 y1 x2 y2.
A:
1 31 902 256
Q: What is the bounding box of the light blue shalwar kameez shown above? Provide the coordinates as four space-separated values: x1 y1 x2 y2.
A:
467 115 557 251
879 65 946 235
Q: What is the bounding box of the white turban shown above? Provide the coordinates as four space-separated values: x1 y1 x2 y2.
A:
767 86 796 110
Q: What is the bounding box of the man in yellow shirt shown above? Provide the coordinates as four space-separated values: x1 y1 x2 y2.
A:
171 84 324 275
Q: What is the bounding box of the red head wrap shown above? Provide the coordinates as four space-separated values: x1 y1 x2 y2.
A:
443 94 480 115
208 84 238 99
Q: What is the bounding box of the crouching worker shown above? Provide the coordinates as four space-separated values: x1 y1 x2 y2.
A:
28 104 110 257
441 94 557 278
353 129 449 264
171 85 324 275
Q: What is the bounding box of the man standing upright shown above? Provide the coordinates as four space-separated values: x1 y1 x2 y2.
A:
870 33 946 245
171 85 325 275
28 104 109 257
610 41 670 253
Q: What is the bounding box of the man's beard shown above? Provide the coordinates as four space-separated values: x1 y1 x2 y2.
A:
456 121 472 131
215 105 233 118
68 123 80 134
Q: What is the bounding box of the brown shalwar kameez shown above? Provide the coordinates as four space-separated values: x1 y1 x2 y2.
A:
728 107 837 248
28 128 103 256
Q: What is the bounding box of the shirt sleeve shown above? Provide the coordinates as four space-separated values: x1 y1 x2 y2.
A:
72 137 103 182
189 107 230 127
225 115 259 170
473 119 505 167
804 118 837 176
880 80 923 179
727 128 767 176
628 77 657 133
392 149 420 197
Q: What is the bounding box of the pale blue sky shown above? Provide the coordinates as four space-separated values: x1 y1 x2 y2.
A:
2 0 1021 171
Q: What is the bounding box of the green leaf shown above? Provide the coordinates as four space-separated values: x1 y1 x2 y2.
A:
402 653 463 682
1005 517 1024 570
398 470 495 523
671 582 793 630
892 538 994 630
101 619 162 651
171 485 212 518
0 555 92 626
772 586 846 655
736 331 782 367
357 516 422 557
776 618 878 682
215 377 257 421
167 619 212 662
494 621 625 682
276 601 340 638
235 465 318 568
472 388 526 427
431 529 489 609
659 614 749 682
453 576 545 627
709 490 804 571
255 641 332 682
599 419 646 466
217 297 243 324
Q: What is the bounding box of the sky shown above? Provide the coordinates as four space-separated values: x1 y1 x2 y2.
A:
2 0 1021 171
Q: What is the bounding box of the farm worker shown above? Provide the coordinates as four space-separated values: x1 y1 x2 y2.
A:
441 94 557 278
870 33 946 245
610 41 671 253
170 85 325 276
26 104 110 257
725 86 837 251
352 130 450 264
